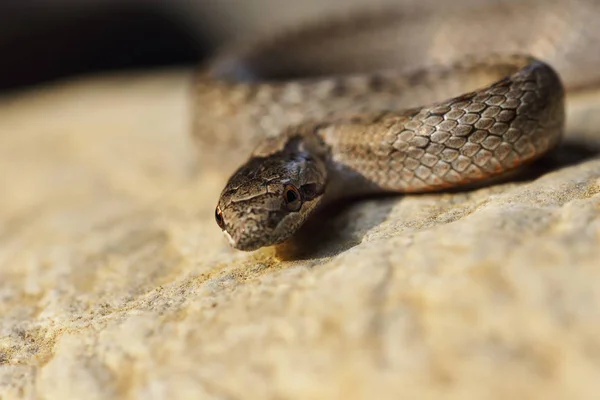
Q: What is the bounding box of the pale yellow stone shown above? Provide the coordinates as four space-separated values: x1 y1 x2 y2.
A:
0 69 600 400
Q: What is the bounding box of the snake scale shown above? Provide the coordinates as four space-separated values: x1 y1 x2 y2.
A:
192 0 600 251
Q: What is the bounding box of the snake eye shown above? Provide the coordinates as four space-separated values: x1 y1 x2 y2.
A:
215 206 225 229
283 184 302 211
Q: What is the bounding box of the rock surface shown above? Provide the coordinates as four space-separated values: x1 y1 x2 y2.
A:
1 69 600 400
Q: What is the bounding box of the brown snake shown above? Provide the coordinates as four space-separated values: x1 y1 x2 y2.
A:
192 0 600 251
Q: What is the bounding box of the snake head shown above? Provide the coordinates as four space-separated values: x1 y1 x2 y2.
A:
215 149 327 251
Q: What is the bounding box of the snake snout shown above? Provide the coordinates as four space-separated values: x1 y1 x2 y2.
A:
226 219 266 251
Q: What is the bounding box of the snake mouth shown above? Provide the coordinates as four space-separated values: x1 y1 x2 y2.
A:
222 213 302 251
222 230 237 247
221 218 270 251
226 233 267 252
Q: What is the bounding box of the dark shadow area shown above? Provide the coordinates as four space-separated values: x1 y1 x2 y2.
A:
275 195 398 261
526 138 600 174
0 4 205 92
492 138 600 186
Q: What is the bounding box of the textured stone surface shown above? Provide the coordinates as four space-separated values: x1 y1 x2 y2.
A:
1 70 600 400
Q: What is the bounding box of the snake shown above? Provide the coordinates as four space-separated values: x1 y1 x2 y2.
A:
192 0 600 251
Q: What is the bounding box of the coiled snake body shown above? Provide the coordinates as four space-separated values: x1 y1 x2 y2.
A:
193 0 600 251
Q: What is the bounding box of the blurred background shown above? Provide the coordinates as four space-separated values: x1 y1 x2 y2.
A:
0 0 423 93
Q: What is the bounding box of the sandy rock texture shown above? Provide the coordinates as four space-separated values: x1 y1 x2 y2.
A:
0 69 599 400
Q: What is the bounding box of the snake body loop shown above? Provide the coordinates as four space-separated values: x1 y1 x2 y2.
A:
194 0 600 250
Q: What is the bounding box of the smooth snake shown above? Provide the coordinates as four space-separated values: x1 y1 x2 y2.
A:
192 0 600 251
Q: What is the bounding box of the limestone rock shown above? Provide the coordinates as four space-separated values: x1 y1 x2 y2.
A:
0 69 599 400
